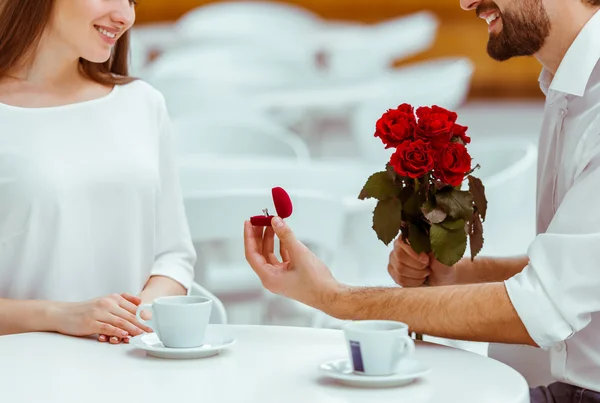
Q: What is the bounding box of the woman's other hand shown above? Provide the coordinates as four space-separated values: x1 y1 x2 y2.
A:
51 293 152 344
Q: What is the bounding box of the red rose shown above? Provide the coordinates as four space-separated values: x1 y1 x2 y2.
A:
433 142 472 186
415 105 458 149
374 103 416 149
390 139 435 179
416 105 458 122
451 123 471 144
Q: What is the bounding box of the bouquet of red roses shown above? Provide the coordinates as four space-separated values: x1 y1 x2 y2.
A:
358 104 487 267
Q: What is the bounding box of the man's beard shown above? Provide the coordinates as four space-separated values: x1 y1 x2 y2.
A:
480 0 551 61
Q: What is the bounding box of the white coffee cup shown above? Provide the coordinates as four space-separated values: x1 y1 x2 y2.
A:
136 295 212 349
343 320 415 376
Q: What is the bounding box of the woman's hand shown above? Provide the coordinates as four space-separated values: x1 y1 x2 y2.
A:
50 293 153 344
98 293 149 344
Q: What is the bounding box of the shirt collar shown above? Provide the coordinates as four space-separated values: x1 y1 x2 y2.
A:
538 69 552 96
542 9 600 97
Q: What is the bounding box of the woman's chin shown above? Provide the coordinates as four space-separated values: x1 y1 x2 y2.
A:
81 51 112 65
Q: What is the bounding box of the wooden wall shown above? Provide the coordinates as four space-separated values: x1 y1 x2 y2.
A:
135 0 544 99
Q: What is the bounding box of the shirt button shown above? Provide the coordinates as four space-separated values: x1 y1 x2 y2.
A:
560 109 566 117
555 343 564 352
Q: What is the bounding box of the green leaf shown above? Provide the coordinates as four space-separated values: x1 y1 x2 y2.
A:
408 222 431 254
399 221 409 243
372 198 403 246
435 189 474 221
468 175 488 221
386 163 401 185
434 180 452 191
440 217 466 231
399 186 413 205
421 196 436 214
418 174 430 200
430 222 467 267
425 207 447 224
403 190 427 218
469 212 484 260
359 171 398 201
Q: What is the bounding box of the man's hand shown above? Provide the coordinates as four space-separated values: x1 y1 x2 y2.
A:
243 217 341 310
388 237 456 287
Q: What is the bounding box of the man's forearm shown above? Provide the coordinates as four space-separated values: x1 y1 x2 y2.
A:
326 282 536 346
138 275 187 304
454 256 529 284
0 299 57 336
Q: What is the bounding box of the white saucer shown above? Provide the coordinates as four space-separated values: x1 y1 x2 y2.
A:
319 358 432 388
130 333 236 359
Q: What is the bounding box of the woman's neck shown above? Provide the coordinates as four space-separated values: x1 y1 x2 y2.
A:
7 32 84 89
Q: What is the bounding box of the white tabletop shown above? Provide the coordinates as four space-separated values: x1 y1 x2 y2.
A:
0 325 529 403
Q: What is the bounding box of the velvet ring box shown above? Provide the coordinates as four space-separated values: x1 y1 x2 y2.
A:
250 187 293 226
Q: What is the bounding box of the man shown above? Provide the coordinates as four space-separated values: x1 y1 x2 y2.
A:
243 0 600 401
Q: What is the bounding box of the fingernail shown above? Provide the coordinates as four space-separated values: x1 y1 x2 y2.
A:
121 331 128 337
272 217 284 228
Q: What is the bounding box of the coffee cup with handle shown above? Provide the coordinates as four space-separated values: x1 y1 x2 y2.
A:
343 320 416 376
136 295 212 349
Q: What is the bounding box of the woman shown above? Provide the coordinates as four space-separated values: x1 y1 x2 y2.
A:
0 0 197 344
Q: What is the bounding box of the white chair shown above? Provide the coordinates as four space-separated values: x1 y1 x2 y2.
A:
253 57 473 148
465 137 538 258
128 30 149 76
175 1 322 45
130 22 180 58
183 188 347 326
189 282 228 325
177 157 376 196
141 46 321 124
143 76 255 120
253 58 471 114
173 2 321 77
142 47 317 94
170 114 311 160
319 11 439 81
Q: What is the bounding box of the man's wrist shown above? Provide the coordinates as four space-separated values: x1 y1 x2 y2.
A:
453 256 528 284
321 284 407 321
316 281 349 317
453 258 474 285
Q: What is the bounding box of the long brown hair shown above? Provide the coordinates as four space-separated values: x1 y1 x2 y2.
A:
0 0 135 85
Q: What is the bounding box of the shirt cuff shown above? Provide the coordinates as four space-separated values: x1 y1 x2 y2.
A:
150 261 194 291
504 265 574 350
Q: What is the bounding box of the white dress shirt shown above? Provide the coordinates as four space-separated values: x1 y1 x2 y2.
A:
504 10 600 391
0 80 196 302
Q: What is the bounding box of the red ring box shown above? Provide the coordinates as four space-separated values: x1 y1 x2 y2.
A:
250 187 293 226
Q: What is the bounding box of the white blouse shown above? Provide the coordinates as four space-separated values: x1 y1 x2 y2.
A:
0 80 196 302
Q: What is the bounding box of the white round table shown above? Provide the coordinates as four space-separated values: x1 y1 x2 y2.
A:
0 325 529 403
